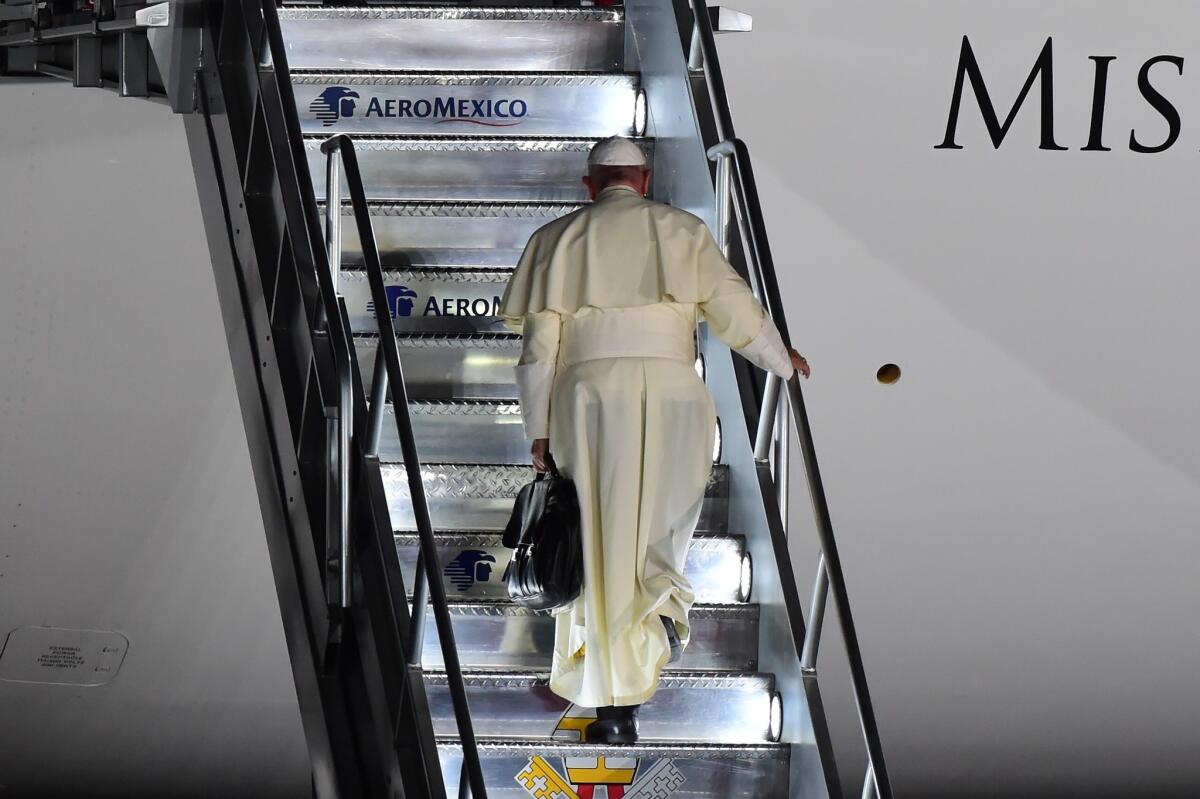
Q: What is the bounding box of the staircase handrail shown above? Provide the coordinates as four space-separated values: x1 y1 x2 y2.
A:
687 3 894 797
317 133 489 799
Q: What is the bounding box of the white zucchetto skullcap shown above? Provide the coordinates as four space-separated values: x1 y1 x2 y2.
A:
587 136 647 168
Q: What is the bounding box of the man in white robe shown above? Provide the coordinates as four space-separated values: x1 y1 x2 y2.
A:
498 136 808 744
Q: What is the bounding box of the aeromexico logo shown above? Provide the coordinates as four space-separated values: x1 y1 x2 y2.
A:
310 87 360 126
368 284 502 319
309 85 528 128
444 550 497 593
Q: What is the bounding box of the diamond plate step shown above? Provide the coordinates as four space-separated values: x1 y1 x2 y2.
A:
354 334 709 402
351 247 523 271
292 71 641 136
381 400 524 464
307 135 652 202
397 532 750 603
425 671 775 743
325 200 577 267
355 333 520 400
279 6 625 73
341 268 510 334
375 400 719 466
436 740 789 798
423 602 758 672
382 463 729 533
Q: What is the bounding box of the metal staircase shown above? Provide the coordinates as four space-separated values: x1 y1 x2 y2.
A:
0 1 894 797
303 7 791 795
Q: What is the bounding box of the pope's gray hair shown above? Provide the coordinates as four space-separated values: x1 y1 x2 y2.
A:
588 164 650 189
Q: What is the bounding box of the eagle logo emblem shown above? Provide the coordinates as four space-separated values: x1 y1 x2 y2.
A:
309 86 360 127
444 549 497 592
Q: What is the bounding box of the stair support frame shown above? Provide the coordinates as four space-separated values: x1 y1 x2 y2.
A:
142 0 463 794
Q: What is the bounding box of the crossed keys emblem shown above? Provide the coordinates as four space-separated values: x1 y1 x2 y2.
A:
516 756 686 799
516 756 576 799
513 706 686 799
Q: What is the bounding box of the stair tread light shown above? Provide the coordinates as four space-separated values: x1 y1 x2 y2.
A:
738 552 753 602
634 88 648 137
769 692 784 742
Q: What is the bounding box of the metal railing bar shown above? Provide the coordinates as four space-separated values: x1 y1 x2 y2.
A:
320 134 488 799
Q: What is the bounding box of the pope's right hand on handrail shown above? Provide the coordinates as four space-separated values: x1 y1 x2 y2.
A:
788 348 811 378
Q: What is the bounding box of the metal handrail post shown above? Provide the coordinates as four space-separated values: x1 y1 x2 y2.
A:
325 154 341 294
322 150 352 611
336 301 352 609
776 406 790 534
365 346 389 457
321 146 429 671
708 144 764 301
754 373 782 461
459 762 471 799
687 16 704 71
861 761 878 799
713 143 733 255
324 411 340 608
800 555 829 672
407 557 430 666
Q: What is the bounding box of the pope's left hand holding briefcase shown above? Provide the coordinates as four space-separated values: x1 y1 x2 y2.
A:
503 456 582 612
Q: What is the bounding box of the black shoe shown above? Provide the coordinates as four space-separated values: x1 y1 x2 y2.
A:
585 705 640 744
661 615 682 664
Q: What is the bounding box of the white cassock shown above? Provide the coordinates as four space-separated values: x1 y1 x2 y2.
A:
498 184 792 708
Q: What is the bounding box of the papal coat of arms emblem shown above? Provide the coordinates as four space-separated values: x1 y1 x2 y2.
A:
515 707 686 799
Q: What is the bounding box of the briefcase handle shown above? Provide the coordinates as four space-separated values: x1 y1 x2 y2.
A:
535 453 561 479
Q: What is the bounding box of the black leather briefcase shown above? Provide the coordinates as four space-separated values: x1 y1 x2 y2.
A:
503 467 583 611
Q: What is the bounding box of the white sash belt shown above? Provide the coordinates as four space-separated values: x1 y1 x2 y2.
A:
560 306 696 367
